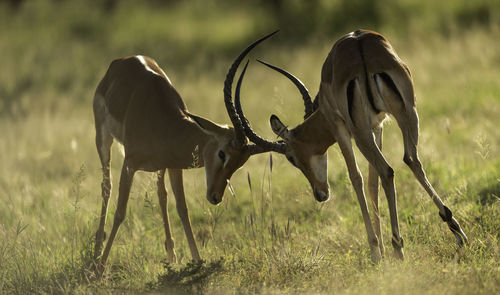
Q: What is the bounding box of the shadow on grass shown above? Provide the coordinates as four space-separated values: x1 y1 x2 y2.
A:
477 180 499 206
148 259 224 295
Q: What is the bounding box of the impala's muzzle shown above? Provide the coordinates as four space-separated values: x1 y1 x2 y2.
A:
314 187 330 202
207 192 222 205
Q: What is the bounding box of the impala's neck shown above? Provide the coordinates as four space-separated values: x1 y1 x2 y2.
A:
181 112 233 169
293 108 336 152
186 124 213 168
130 114 215 171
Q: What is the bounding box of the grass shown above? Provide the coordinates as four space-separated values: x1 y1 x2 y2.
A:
0 1 499 294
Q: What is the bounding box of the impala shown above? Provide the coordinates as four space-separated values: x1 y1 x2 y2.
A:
92 32 277 272
236 29 468 262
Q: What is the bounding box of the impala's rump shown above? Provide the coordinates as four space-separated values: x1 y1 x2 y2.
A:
97 56 186 123
321 30 413 129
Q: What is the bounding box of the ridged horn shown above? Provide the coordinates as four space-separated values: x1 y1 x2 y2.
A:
235 60 286 154
224 30 279 146
256 59 314 119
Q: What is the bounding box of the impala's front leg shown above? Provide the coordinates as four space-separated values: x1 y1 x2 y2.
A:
336 124 382 263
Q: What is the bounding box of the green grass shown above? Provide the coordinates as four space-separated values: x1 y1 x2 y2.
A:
0 1 499 294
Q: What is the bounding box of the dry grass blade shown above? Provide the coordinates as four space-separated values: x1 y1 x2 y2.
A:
227 179 236 198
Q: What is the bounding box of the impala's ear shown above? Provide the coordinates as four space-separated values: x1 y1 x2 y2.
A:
270 114 291 141
188 113 228 137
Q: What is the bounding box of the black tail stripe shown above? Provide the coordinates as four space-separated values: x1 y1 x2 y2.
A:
346 79 355 121
358 38 380 113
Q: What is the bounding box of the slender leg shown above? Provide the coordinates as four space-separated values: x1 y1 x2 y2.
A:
94 124 113 260
348 78 404 259
168 169 201 261
335 123 382 263
353 128 404 260
157 169 177 263
97 160 135 274
400 111 468 246
367 126 385 256
375 73 468 246
404 152 468 245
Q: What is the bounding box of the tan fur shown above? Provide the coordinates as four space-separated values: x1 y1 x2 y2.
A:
93 56 252 273
267 30 468 263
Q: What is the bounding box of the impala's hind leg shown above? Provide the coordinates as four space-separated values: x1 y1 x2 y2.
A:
168 169 201 261
94 101 114 260
347 78 404 260
375 73 468 246
157 169 177 263
401 115 468 246
335 121 382 263
367 126 385 256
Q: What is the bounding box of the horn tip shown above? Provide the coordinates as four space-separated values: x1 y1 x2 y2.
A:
256 59 272 67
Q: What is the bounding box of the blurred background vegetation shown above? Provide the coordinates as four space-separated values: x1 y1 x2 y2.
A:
1 0 499 117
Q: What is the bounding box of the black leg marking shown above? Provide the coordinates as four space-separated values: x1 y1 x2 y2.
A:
439 205 469 246
439 205 453 223
347 79 355 122
392 234 404 249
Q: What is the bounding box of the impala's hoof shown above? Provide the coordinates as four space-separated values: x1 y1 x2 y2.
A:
164 241 177 264
167 252 177 264
392 235 405 260
452 226 469 247
95 263 105 279
89 259 106 281
439 206 469 247
370 241 383 264
379 243 386 257
371 250 382 264
394 248 405 260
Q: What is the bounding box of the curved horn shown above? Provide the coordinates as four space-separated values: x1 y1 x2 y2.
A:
256 59 314 119
235 60 286 154
224 30 279 146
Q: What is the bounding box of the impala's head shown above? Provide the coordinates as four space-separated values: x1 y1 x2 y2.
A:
197 31 280 205
189 115 251 205
269 115 330 202
235 60 331 203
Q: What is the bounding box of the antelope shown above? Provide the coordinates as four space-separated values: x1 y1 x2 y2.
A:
92 32 277 272
235 29 468 262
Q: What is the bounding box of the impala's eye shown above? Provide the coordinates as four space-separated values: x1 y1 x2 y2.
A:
218 150 226 162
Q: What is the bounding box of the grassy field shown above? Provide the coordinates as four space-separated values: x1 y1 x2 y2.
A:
0 1 499 294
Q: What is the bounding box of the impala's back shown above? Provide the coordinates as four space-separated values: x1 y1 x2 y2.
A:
97 56 185 122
